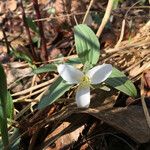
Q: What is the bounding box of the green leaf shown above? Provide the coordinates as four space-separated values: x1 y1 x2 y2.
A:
0 105 8 147
65 57 81 65
6 91 14 119
74 24 100 67
25 17 39 34
0 63 9 148
0 91 14 122
11 47 33 64
33 64 57 74
0 64 7 104
32 36 41 48
105 67 137 97
38 76 72 109
113 0 124 9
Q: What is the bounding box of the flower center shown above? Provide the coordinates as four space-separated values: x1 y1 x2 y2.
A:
79 75 91 88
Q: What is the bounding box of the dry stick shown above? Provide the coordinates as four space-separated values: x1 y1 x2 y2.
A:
13 86 48 102
115 19 125 48
96 0 114 38
131 62 150 82
82 0 95 24
14 89 48 121
20 0 38 61
34 54 78 65
141 74 150 128
124 54 150 73
33 5 150 22
12 77 56 96
32 0 48 61
125 1 141 18
34 12 87 22
14 103 33 120
8 73 33 89
115 1 140 48
106 40 150 54
29 74 37 95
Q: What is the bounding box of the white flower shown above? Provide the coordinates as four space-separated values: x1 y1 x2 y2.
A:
57 64 112 108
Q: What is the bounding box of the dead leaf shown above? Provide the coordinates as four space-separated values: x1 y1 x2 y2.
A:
142 68 150 97
79 106 150 143
0 0 17 15
52 0 86 25
39 0 49 5
129 62 150 78
0 31 3 40
7 0 17 11
0 1 5 14
38 89 150 144
42 115 86 150
49 48 61 59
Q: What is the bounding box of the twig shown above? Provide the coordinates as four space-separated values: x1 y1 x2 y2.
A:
19 0 38 61
14 103 34 120
13 86 48 102
30 74 37 95
8 73 33 89
82 0 95 24
106 40 150 54
124 1 141 18
96 0 114 38
115 1 140 48
34 54 78 65
32 0 48 61
73 15 78 25
124 54 150 73
14 89 50 121
115 19 126 48
20 6 150 23
34 12 87 22
12 77 56 96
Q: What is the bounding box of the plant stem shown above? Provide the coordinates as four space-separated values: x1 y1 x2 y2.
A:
19 0 38 61
32 0 48 61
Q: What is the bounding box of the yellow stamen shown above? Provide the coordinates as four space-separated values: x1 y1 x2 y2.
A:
79 75 91 88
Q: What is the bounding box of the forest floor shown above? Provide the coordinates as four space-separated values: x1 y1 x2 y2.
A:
0 0 150 149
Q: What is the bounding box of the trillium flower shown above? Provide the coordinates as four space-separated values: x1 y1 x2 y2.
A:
57 64 112 108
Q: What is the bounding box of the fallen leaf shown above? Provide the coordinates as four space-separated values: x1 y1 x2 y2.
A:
7 0 17 11
42 116 85 149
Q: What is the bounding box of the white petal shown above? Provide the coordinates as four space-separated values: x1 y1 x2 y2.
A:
87 64 112 84
57 64 83 84
76 87 90 108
